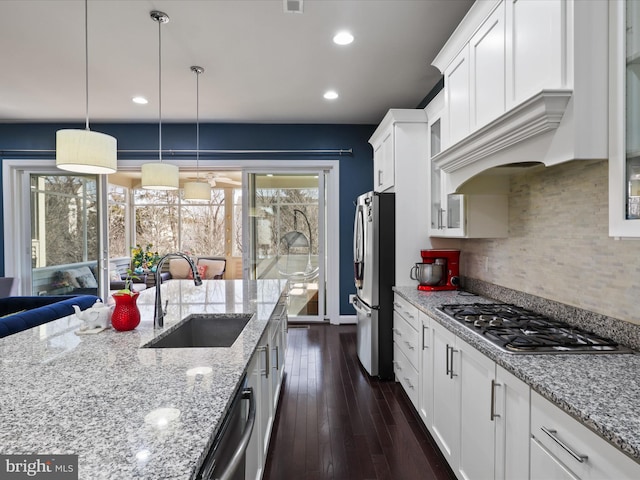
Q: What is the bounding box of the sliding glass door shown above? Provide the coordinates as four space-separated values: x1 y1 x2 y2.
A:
245 172 326 321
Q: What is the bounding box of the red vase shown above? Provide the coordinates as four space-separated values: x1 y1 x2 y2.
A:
111 292 141 331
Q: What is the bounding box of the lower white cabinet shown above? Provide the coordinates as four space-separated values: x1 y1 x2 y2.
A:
427 317 531 480
530 391 640 480
418 311 433 428
245 298 287 480
393 295 421 408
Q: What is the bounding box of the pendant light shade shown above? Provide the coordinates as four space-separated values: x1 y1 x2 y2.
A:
141 162 179 190
141 10 179 190
56 129 117 174
183 180 211 200
183 65 211 201
56 0 117 175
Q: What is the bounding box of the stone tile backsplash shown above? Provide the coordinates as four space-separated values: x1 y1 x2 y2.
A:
431 159 640 328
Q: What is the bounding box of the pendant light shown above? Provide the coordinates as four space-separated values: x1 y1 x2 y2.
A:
56 0 117 174
141 10 179 190
183 66 211 201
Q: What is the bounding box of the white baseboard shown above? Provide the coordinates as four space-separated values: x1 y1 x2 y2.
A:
338 314 357 325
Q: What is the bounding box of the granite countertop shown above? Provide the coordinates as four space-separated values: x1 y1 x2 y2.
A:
393 286 640 464
0 279 287 480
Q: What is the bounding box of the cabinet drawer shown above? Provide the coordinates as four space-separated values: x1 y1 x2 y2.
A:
393 312 420 370
393 342 419 408
531 391 640 479
393 294 420 331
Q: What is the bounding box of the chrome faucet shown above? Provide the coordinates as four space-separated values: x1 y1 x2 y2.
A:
154 252 203 328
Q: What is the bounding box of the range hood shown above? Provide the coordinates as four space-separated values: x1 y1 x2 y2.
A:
433 90 573 192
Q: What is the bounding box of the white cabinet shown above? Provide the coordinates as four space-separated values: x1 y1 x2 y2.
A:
432 0 608 195
245 298 288 480
418 311 433 428
530 391 640 480
393 294 421 408
372 129 394 192
368 109 428 193
505 0 564 109
369 109 429 286
427 90 509 239
609 0 640 237
444 44 470 147
428 318 530 480
494 365 530 480
429 319 460 466
470 0 505 130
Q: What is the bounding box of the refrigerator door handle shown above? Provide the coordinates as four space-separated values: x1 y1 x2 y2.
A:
352 297 371 318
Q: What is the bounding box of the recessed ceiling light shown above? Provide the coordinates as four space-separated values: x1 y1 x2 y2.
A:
333 31 354 46
132 96 148 105
324 90 339 100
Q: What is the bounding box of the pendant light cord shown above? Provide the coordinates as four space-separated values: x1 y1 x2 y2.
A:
196 68 200 179
158 17 163 162
84 0 90 131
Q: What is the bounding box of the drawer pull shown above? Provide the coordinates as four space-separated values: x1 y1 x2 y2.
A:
541 426 588 463
404 377 415 389
404 340 415 350
392 328 402 336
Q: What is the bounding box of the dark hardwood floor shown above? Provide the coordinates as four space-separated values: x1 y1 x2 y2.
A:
263 324 455 480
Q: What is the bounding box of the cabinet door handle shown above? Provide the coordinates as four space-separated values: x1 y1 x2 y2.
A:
449 347 458 379
490 380 501 421
273 345 279 370
540 427 588 463
260 344 270 378
438 208 445 229
422 325 429 350
445 344 451 376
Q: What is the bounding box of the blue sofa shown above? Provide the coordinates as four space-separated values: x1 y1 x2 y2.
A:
0 295 100 339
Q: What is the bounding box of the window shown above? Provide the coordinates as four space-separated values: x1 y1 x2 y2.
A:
108 184 241 260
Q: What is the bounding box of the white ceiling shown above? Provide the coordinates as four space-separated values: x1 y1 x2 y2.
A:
0 0 473 125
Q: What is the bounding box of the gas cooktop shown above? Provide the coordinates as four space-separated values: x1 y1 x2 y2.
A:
438 303 633 354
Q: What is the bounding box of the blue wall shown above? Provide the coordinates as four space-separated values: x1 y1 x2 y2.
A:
0 122 376 315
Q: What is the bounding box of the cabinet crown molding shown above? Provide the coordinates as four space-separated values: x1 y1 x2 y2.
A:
369 109 427 146
432 0 501 73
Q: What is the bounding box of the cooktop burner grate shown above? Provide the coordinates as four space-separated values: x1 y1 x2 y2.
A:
437 303 632 354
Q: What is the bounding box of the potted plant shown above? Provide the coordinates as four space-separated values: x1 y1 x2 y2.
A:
111 269 141 331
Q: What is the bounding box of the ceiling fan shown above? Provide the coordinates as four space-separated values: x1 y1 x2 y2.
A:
184 172 242 186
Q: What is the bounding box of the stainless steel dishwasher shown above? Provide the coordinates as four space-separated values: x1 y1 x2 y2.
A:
197 376 256 480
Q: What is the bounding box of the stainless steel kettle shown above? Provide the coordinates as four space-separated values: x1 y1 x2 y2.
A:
410 262 445 286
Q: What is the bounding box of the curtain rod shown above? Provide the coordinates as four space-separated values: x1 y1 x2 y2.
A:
1 148 353 156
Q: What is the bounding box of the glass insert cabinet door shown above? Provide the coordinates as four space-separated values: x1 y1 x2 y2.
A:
610 0 640 236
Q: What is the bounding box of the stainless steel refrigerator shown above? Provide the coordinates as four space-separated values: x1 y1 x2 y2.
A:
352 191 395 380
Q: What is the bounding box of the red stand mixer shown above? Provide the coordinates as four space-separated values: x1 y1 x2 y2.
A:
412 249 460 291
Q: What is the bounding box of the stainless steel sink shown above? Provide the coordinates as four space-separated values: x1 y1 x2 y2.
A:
143 314 252 348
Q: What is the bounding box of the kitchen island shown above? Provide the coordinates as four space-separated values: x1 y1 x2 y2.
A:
0 279 287 479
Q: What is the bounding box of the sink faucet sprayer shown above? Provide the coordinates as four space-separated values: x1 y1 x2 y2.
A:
154 252 203 328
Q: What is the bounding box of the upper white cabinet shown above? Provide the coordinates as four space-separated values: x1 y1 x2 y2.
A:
444 44 471 146
470 0 505 129
609 0 640 237
432 0 608 194
369 109 428 193
426 90 509 239
369 109 429 285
